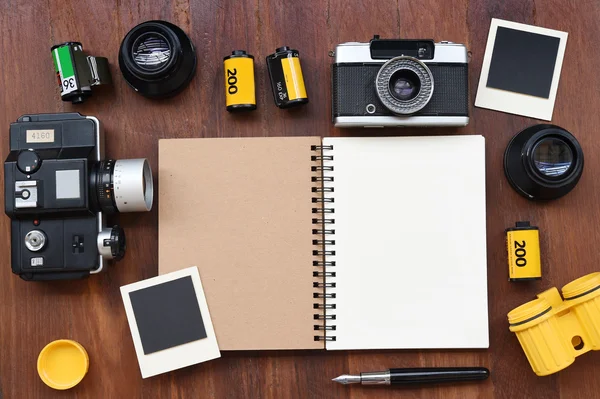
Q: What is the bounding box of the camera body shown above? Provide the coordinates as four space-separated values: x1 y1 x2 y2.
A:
4 113 153 281
332 37 469 128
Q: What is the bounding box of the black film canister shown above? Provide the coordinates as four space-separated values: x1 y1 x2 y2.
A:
266 46 308 108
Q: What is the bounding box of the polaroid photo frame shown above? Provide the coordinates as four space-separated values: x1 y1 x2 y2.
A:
121 266 220 378
475 18 568 120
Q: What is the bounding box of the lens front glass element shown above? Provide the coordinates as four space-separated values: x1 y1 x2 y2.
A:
132 33 171 71
532 137 573 177
389 69 421 101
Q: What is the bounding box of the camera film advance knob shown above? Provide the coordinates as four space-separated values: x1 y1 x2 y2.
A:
25 230 47 252
97 226 126 261
17 150 41 174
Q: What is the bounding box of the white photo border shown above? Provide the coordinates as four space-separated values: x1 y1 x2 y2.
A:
475 18 568 121
120 266 221 378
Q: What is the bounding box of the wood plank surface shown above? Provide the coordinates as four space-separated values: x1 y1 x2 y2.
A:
0 0 599 397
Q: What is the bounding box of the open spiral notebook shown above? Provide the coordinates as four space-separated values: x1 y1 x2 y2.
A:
158 135 488 350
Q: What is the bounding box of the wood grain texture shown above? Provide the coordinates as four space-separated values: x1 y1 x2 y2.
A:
0 0 599 397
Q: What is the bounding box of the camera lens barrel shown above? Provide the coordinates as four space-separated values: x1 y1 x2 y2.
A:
91 159 154 213
504 124 584 200
119 20 197 99
112 159 154 212
91 159 118 213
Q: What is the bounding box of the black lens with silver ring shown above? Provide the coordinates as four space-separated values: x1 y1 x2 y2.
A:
504 124 584 201
119 20 196 99
90 158 154 214
375 56 434 115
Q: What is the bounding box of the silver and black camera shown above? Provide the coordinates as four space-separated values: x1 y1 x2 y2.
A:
331 36 469 128
4 113 153 280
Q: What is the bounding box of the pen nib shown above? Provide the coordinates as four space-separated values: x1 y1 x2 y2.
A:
332 374 361 385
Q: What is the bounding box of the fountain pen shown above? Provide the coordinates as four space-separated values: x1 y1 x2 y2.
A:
333 367 490 386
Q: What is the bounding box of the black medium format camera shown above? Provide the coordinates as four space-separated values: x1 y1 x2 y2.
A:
4 113 153 281
332 36 469 128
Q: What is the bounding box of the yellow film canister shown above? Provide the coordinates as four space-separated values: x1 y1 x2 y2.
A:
37 339 89 390
266 46 308 108
505 221 541 281
224 50 256 112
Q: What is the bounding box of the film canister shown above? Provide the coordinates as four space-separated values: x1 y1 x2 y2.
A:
266 46 308 108
506 221 541 281
224 50 256 112
51 42 111 104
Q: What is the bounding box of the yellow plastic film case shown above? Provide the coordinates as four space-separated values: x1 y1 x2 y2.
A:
224 50 256 112
508 272 600 376
506 221 541 281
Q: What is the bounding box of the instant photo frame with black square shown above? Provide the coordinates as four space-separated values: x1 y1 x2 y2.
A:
475 19 568 120
121 266 220 378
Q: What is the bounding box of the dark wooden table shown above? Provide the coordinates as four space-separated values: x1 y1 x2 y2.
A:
1 0 599 397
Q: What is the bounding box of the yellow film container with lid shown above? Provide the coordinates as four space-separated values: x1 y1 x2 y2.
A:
224 50 256 112
506 221 541 281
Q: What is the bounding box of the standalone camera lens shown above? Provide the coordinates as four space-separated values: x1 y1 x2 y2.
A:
375 56 434 115
90 159 154 214
119 20 196 99
389 69 421 101
504 124 584 200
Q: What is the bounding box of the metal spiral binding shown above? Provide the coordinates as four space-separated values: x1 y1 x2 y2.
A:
311 144 336 342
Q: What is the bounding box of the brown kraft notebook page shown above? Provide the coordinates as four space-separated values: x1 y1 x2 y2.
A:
158 137 323 350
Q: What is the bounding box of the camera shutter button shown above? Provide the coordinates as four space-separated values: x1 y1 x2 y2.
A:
17 150 40 174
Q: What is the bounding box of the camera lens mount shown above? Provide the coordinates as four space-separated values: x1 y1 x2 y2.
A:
119 20 196 99
504 124 584 200
375 56 434 115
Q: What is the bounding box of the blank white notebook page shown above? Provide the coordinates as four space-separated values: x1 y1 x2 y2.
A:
322 136 488 350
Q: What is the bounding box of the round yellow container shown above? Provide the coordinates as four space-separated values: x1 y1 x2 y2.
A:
37 339 89 390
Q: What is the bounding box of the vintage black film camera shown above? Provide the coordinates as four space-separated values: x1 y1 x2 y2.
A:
331 36 469 128
4 113 153 281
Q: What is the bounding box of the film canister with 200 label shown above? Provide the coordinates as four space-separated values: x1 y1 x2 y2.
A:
224 50 256 112
506 221 542 281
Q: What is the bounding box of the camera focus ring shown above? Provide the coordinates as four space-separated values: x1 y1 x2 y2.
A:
375 56 434 115
94 160 118 214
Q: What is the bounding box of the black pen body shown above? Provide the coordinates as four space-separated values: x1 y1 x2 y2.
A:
388 367 490 385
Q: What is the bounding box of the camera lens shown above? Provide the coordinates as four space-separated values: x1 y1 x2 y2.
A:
132 33 171 71
504 124 584 201
90 159 154 213
389 70 421 101
375 56 433 115
119 20 196 99
531 138 573 178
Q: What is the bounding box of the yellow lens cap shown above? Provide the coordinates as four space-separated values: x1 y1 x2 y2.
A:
37 340 89 390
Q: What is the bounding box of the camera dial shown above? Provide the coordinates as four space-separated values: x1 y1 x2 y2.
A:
97 226 126 261
25 230 46 252
375 56 434 115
